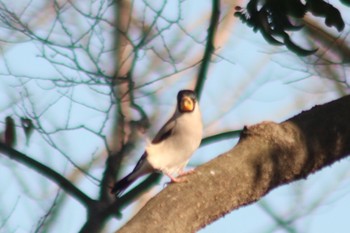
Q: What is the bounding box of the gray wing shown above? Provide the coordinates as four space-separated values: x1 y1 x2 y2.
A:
152 117 176 144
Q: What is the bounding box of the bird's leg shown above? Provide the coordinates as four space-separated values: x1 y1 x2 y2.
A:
165 172 187 183
177 169 195 177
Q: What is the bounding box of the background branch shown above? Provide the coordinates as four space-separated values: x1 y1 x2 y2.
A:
194 0 220 99
0 143 94 207
200 130 241 146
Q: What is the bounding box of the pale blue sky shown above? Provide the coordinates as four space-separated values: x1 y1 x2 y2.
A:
0 1 349 232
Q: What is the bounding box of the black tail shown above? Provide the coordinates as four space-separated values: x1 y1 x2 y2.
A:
111 173 136 197
111 152 151 197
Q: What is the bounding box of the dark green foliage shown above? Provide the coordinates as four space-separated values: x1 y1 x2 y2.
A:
235 0 347 56
340 0 350 6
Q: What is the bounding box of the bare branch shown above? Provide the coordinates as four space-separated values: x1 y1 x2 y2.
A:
195 0 220 99
0 143 95 207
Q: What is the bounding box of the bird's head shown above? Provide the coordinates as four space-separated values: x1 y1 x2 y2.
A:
177 90 197 113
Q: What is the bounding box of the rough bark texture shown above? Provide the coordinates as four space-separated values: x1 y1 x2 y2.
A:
116 95 350 233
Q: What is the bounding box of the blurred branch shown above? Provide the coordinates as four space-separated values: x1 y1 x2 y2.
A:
0 142 94 207
34 190 61 233
0 197 19 232
262 166 350 233
99 0 133 202
117 173 162 210
259 200 297 233
201 130 241 146
304 15 350 60
195 0 220 99
80 173 161 233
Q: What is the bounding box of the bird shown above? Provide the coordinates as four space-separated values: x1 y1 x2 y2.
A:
111 90 203 197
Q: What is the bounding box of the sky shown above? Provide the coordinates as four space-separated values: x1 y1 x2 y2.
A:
0 0 350 232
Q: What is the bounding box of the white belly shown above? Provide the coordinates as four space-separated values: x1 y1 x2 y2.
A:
146 131 201 175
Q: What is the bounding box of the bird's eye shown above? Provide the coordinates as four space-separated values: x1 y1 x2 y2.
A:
180 97 194 112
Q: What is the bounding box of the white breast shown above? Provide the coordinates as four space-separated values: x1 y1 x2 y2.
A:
146 105 202 175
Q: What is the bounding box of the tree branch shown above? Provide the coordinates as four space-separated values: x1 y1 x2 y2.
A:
0 143 94 207
116 95 350 233
200 130 241 146
194 0 220 99
99 0 133 203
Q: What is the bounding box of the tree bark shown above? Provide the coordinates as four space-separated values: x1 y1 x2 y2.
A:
116 95 350 233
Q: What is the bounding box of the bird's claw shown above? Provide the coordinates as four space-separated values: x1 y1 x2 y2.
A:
165 178 188 185
165 169 196 184
178 169 195 177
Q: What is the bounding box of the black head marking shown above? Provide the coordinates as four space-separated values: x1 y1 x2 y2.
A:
177 90 197 112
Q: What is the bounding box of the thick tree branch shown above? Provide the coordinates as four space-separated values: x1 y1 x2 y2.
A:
0 143 94 207
116 95 350 233
195 0 220 99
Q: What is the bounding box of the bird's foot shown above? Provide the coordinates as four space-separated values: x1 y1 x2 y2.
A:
178 169 195 177
165 169 196 184
165 173 188 183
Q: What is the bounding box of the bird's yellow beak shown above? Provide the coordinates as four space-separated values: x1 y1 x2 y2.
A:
180 96 194 112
